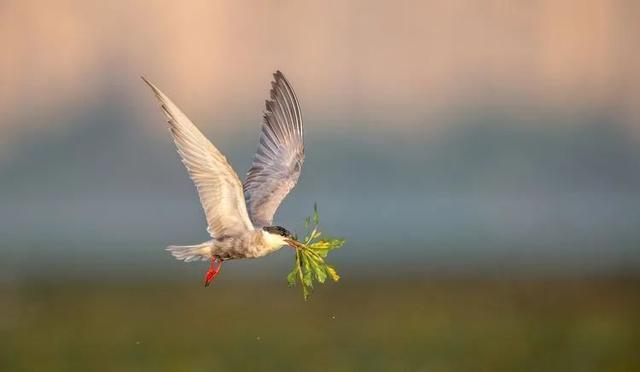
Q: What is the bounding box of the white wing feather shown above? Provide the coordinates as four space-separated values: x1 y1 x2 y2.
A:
143 77 254 237
243 71 305 227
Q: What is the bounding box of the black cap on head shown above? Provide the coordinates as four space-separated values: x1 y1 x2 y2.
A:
263 226 294 239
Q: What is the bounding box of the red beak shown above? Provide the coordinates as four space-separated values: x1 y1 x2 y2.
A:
285 238 304 249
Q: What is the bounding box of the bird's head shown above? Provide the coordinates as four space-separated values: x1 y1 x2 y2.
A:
262 226 299 249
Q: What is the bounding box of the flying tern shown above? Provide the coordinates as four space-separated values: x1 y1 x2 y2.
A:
143 71 305 286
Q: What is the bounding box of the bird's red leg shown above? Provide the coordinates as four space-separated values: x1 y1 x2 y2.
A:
204 257 222 287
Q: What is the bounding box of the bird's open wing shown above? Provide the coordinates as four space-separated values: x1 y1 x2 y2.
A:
143 77 254 237
243 71 305 227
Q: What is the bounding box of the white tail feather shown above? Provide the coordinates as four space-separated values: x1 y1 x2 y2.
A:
166 242 212 262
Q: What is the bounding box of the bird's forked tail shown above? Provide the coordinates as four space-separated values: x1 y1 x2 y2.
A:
166 241 212 262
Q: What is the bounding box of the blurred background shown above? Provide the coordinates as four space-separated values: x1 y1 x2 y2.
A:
1 0 639 370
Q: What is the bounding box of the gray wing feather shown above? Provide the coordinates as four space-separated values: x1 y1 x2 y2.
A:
243 71 304 227
143 77 254 237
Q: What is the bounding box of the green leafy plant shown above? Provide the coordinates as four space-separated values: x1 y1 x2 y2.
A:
287 204 344 300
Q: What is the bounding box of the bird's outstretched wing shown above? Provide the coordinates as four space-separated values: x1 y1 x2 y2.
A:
243 71 305 227
143 77 254 237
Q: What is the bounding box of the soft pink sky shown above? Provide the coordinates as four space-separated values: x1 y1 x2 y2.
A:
2 0 639 147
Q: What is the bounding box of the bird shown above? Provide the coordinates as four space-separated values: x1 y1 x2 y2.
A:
142 71 305 286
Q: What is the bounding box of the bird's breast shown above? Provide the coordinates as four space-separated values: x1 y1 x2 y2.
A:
215 231 277 259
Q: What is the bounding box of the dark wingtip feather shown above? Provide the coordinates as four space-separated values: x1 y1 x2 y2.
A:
141 76 163 99
141 76 154 89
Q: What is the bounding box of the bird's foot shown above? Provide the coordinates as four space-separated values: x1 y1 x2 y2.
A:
204 257 222 287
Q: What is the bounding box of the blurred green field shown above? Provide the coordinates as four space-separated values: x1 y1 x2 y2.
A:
1 278 638 371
